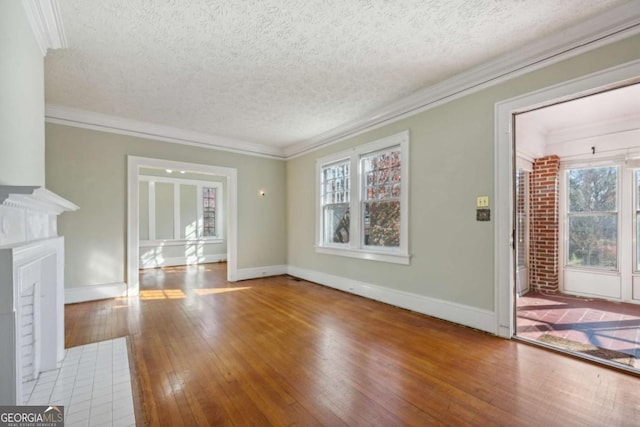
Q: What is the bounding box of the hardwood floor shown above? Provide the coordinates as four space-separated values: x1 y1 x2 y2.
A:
65 263 640 426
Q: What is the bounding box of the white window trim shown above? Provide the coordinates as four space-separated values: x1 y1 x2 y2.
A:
139 175 224 242
315 131 410 265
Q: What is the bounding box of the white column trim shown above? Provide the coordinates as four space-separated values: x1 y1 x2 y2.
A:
173 183 180 240
148 181 156 241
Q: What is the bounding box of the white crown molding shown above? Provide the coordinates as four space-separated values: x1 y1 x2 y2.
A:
44 3 640 160
45 105 286 160
21 0 67 56
284 2 640 159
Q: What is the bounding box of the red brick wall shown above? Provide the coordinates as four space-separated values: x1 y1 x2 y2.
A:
516 170 526 267
529 155 560 292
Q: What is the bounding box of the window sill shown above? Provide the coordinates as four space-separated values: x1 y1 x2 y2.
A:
315 245 411 265
563 265 619 274
140 238 224 248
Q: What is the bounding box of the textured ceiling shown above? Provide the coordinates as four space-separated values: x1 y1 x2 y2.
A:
45 0 628 149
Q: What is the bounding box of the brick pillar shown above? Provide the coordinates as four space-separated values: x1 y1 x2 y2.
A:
529 155 560 293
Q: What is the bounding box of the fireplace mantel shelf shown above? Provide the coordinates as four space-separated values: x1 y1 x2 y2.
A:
0 185 78 215
0 186 78 249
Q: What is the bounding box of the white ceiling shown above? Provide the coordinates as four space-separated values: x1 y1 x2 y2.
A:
518 83 640 138
516 82 640 157
44 0 636 156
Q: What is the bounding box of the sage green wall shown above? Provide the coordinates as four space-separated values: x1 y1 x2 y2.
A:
155 183 174 240
287 34 640 312
0 1 45 186
180 184 198 239
45 123 286 288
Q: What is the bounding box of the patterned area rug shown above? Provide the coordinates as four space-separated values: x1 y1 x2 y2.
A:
538 334 636 367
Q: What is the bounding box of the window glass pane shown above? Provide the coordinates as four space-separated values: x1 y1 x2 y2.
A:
202 187 216 237
568 166 617 212
568 215 617 269
323 205 350 244
362 148 401 248
321 161 350 244
364 201 400 247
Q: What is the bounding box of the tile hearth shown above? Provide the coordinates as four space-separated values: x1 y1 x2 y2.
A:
25 337 136 427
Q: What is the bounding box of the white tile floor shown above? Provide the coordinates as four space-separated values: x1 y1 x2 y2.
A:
25 337 137 427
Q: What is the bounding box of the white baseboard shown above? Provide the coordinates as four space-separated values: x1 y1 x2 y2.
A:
139 254 226 269
235 265 288 281
65 282 128 304
287 266 497 334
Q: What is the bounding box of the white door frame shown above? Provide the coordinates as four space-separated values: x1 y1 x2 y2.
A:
127 156 238 296
495 59 640 338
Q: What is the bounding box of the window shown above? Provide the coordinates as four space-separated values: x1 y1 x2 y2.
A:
362 148 402 248
202 187 216 237
321 160 351 244
316 131 409 264
566 166 618 269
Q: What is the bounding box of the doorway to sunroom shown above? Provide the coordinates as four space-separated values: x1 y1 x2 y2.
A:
514 82 640 371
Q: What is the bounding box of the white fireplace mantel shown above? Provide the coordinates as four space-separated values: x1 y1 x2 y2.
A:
0 186 78 247
0 186 78 405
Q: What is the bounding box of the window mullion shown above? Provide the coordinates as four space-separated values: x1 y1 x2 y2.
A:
350 155 360 250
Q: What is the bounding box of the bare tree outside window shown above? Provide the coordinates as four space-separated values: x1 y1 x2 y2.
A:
362 149 401 248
